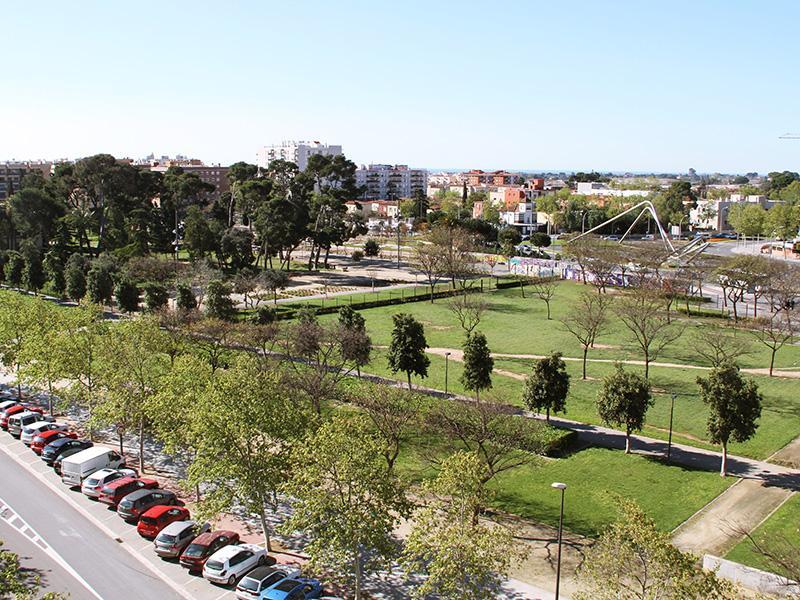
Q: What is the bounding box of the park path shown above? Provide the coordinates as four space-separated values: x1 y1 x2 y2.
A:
671 480 794 556
425 347 800 379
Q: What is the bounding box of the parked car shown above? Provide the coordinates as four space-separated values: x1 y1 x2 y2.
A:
603 234 621 241
8 410 50 438
137 505 190 539
21 421 68 446
98 476 159 508
61 447 126 487
203 543 268 586
235 565 301 600
0 404 41 430
154 520 210 559
81 467 137 498
31 430 77 455
42 438 92 466
0 400 18 412
180 530 240 572
117 489 178 522
641 234 655 241
262 577 323 600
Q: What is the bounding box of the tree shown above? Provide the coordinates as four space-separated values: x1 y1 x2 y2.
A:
530 232 551 248
460 332 493 401
349 383 423 473
87 263 114 305
0 292 37 398
64 253 88 301
596 365 652 454
19 300 66 415
522 353 570 422
387 313 430 389
363 239 380 257
428 224 476 289
220 227 255 271
447 292 488 335
114 277 140 313
561 291 610 379
3 252 23 287
9 187 66 248
697 364 762 476
763 203 800 241
413 243 446 302
182 205 217 260
692 329 752 368
191 356 309 551
43 251 66 296
748 313 795 377
20 243 45 293
575 498 736 600
615 286 683 378
96 317 168 470
728 203 766 237
401 452 518 600
142 282 168 312
262 268 289 304
498 227 521 256
281 415 407 600
204 280 236 320
0 537 70 599
530 278 558 319
337 306 372 376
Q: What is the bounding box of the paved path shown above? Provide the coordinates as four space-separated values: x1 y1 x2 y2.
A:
672 480 794 555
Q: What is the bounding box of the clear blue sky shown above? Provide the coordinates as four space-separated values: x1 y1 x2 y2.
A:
2 0 799 173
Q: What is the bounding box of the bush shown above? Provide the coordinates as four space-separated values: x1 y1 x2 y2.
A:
87 265 114 305
21 244 45 292
176 283 197 311
364 239 380 257
65 254 88 301
114 278 140 313
351 250 364 262
3 251 23 287
143 282 169 312
205 280 236 320
530 232 551 248
252 305 278 324
43 252 66 296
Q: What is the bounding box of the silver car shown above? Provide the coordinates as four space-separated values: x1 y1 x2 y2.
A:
154 521 209 558
81 467 137 498
21 421 67 446
8 412 52 438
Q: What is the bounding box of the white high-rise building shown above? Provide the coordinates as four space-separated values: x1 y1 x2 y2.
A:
256 141 342 171
355 164 428 200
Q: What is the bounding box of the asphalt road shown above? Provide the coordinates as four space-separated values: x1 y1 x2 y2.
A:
0 441 184 600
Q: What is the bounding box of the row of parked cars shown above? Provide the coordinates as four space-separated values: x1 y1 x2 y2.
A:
1 390 339 600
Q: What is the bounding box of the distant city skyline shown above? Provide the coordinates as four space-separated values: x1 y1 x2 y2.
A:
1 1 799 173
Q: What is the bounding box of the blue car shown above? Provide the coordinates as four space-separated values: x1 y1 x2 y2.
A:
261 577 322 600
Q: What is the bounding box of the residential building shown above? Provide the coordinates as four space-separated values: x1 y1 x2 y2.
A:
146 158 229 203
0 161 53 200
690 194 776 231
576 182 652 198
355 164 427 200
463 169 517 186
256 141 342 171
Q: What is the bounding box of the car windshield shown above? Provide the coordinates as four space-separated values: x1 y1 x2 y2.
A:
205 560 224 571
85 478 99 486
275 580 298 592
238 577 260 591
183 544 204 557
118 500 133 509
157 534 176 543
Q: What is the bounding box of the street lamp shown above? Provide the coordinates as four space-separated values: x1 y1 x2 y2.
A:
580 211 588 234
551 482 567 600
444 352 451 394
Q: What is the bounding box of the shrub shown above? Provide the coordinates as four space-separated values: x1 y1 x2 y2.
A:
530 232 551 248
364 239 380 257
252 305 278 324
114 278 140 313
65 254 89 301
143 282 169 312
351 250 364 262
205 280 236 320
3 251 24 286
87 265 114 305
176 283 197 311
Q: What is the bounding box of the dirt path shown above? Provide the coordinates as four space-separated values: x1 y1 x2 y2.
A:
671 480 794 556
425 347 800 379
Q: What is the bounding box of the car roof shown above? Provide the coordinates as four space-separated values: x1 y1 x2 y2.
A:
207 543 245 560
160 520 197 535
25 420 53 429
9 410 37 420
193 530 237 545
46 437 75 448
88 468 118 479
242 565 274 580
121 488 158 501
142 504 180 518
38 429 64 439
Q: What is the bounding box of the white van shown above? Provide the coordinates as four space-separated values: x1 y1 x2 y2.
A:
61 447 126 487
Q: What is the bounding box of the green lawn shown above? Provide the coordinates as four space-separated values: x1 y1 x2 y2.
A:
325 281 800 460
725 493 800 577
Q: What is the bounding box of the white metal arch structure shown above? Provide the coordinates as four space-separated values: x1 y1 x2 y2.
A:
568 200 708 262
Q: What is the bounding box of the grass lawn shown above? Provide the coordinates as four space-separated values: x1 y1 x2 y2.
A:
489 448 734 537
725 493 800 577
329 281 800 460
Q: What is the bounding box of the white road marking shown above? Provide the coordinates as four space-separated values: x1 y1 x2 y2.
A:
0 497 104 600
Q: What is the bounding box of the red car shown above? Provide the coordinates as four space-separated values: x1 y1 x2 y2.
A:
30 430 78 455
98 477 159 508
179 530 240 571
137 505 190 539
1 404 43 430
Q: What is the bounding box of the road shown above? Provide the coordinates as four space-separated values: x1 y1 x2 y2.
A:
0 444 183 600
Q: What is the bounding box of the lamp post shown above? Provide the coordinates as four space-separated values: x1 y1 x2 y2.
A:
551 482 567 600
444 352 451 394
667 393 676 462
580 211 588 234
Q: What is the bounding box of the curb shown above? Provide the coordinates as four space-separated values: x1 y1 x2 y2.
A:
0 441 194 600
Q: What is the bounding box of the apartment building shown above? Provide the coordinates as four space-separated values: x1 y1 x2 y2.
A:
690 194 777 231
0 161 53 200
146 158 229 203
355 164 427 200
256 141 342 171
463 169 518 186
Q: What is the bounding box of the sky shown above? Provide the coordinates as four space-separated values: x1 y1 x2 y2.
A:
1 0 799 174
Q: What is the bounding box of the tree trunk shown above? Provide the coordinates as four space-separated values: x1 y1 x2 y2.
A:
545 300 551 320
720 441 727 476
770 348 776 377
259 509 272 552
406 372 412 391
625 429 631 454
582 346 588 380
354 548 363 600
546 406 550 422
118 430 124 454
644 351 650 379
